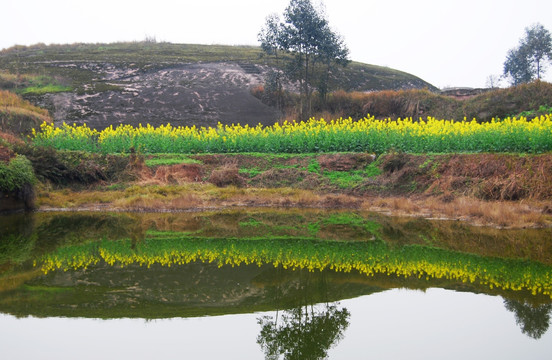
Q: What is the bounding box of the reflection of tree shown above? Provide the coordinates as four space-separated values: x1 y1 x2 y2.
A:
257 303 350 360
504 298 552 339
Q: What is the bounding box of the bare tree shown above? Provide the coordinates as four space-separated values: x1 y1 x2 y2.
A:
485 74 501 89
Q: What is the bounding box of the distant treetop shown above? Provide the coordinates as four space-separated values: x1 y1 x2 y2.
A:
503 23 552 85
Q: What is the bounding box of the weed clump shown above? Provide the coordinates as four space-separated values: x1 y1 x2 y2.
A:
138 163 203 185
0 154 37 210
208 164 247 188
0 154 36 192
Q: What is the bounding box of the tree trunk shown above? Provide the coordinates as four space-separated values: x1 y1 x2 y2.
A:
304 53 310 120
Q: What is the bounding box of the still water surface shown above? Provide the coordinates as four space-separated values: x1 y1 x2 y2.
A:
1 210 551 359
1 289 550 359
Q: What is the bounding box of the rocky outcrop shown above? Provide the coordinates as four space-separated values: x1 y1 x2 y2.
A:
36 62 283 130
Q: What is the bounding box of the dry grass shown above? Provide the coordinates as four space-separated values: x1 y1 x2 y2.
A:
311 81 552 122
36 187 123 209
0 144 14 162
0 90 50 116
363 195 551 229
208 163 246 188
114 193 204 210
0 130 25 146
218 187 362 209
0 90 53 135
0 269 43 293
376 153 552 201
137 163 203 185
37 183 363 212
37 183 552 228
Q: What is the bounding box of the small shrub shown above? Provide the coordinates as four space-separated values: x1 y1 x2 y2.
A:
0 155 36 192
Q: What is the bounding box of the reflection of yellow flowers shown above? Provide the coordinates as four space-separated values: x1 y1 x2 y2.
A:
36 237 552 299
31 114 552 153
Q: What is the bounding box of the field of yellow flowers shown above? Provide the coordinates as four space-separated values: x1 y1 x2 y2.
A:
31 114 552 154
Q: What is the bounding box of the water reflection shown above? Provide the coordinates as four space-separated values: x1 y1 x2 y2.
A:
1 209 552 344
258 304 350 360
32 234 552 299
504 299 552 339
3 210 552 264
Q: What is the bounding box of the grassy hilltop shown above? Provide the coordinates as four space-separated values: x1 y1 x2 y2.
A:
0 42 437 130
2 42 552 134
0 42 436 92
2 42 552 131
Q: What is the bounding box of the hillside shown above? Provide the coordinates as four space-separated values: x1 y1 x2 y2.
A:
319 81 552 122
0 42 436 130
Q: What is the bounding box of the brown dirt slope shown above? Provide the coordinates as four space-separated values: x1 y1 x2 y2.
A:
134 153 552 202
375 153 552 201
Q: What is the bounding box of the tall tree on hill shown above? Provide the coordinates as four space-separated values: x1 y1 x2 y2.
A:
503 23 552 85
258 0 349 120
258 13 285 111
525 23 552 80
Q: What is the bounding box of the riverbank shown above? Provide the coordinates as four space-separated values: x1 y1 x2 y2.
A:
33 152 552 229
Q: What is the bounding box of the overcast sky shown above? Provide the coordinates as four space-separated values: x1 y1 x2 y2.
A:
3 0 552 89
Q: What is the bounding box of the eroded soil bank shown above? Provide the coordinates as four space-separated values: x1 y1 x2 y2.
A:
34 152 552 229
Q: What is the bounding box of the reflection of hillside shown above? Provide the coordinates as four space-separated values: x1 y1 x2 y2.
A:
0 262 384 319
1 259 551 341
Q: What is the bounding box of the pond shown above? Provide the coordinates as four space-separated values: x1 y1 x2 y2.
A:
1 209 551 359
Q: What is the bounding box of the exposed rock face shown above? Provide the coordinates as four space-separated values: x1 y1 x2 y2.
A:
41 62 282 130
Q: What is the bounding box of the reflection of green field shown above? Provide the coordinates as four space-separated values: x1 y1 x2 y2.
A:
38 233 552 299
4 210 552 265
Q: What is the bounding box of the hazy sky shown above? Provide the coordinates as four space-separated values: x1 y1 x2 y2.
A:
3 0 552 88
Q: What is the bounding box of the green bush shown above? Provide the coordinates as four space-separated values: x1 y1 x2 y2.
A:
0 155 36 192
